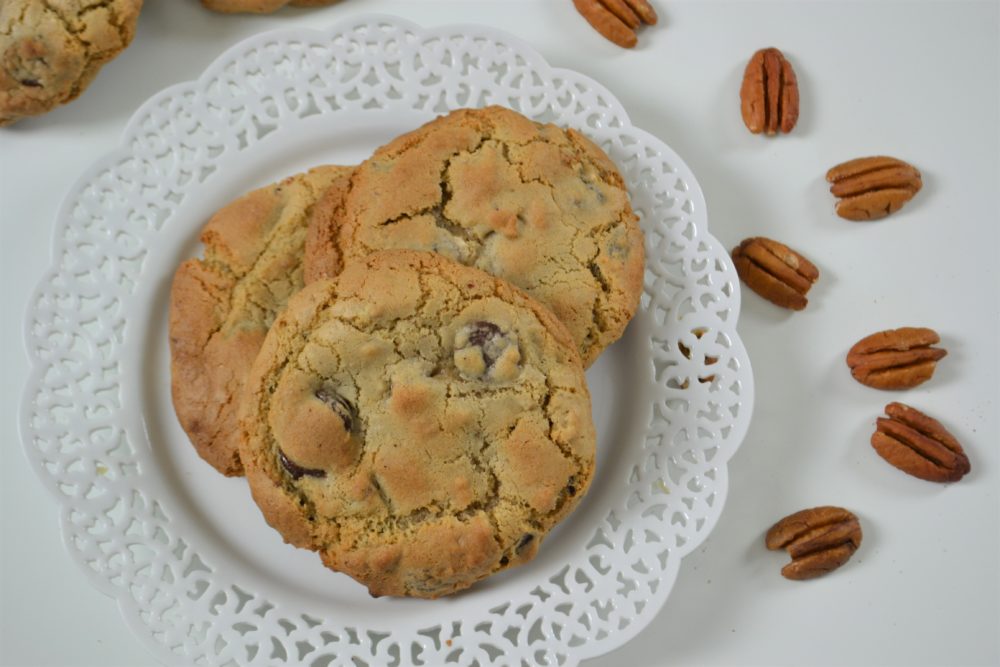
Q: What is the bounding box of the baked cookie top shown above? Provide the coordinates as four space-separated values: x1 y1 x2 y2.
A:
169 165 354 476
0 0 143 126
240 250 596 598
305 105 645 367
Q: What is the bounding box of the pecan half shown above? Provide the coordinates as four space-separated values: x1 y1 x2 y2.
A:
826 156 922 221
731 237 818 310
740 47 799 135
766 506 862 580
572 0 658 49
873 402 970 483
846 327 946 390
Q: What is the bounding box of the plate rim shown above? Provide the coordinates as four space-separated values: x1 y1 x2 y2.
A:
19 14 754 666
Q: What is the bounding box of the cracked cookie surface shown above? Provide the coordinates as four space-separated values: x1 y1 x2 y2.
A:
305 105 645 367
0 0 143 126
169 165 354 476
240 249 596 598
201 0 342 13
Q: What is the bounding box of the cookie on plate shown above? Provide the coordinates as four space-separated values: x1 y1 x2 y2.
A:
201 0 342 13
0 0 143 126
305 105 645 367
240 250 596 598
169 165 354 476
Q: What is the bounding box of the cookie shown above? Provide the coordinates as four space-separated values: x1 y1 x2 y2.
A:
240 250 596 598
305 105 645 367
0 0 143 126
201 0 342 13
302 167 350 283
169 165 354 476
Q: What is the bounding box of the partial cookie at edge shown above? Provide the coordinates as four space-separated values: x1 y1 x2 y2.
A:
169 165 354 476
0 0 144 126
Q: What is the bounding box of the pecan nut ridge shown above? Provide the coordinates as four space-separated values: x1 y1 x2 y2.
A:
872 402 970 483
766 506 862 580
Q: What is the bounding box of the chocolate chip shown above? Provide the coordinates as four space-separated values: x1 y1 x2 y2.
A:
20 79 41 88
515 533 534 554
314 388 355 432
460 321 508 368
454 321 522 380
278 449 326 480
466 321 502 347
565 475 577 497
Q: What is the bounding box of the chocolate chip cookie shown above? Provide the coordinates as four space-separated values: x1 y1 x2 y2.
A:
169 165 354 476
0 0 143 126
305 105 645 367
201 0 342 13
240 250 596 598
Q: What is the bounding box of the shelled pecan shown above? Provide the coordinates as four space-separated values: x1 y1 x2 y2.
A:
826 156 922 220
572 0 658 48
766 506 862 580
873 402 970 482
731 237 818 310
740 47 799 135
846 327 946 389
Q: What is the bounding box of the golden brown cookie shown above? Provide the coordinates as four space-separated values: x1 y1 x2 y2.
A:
305 105 645 367
0 0 143 126
201 0 341 13
240 250 596 598
302 168 350 284
169 165 354 476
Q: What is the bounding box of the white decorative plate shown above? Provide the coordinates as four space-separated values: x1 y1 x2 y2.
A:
20 16 753 667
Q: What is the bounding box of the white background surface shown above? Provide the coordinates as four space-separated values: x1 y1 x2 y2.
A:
1 1 997 665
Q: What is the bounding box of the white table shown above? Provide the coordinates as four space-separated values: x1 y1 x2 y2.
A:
2 1 997 665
